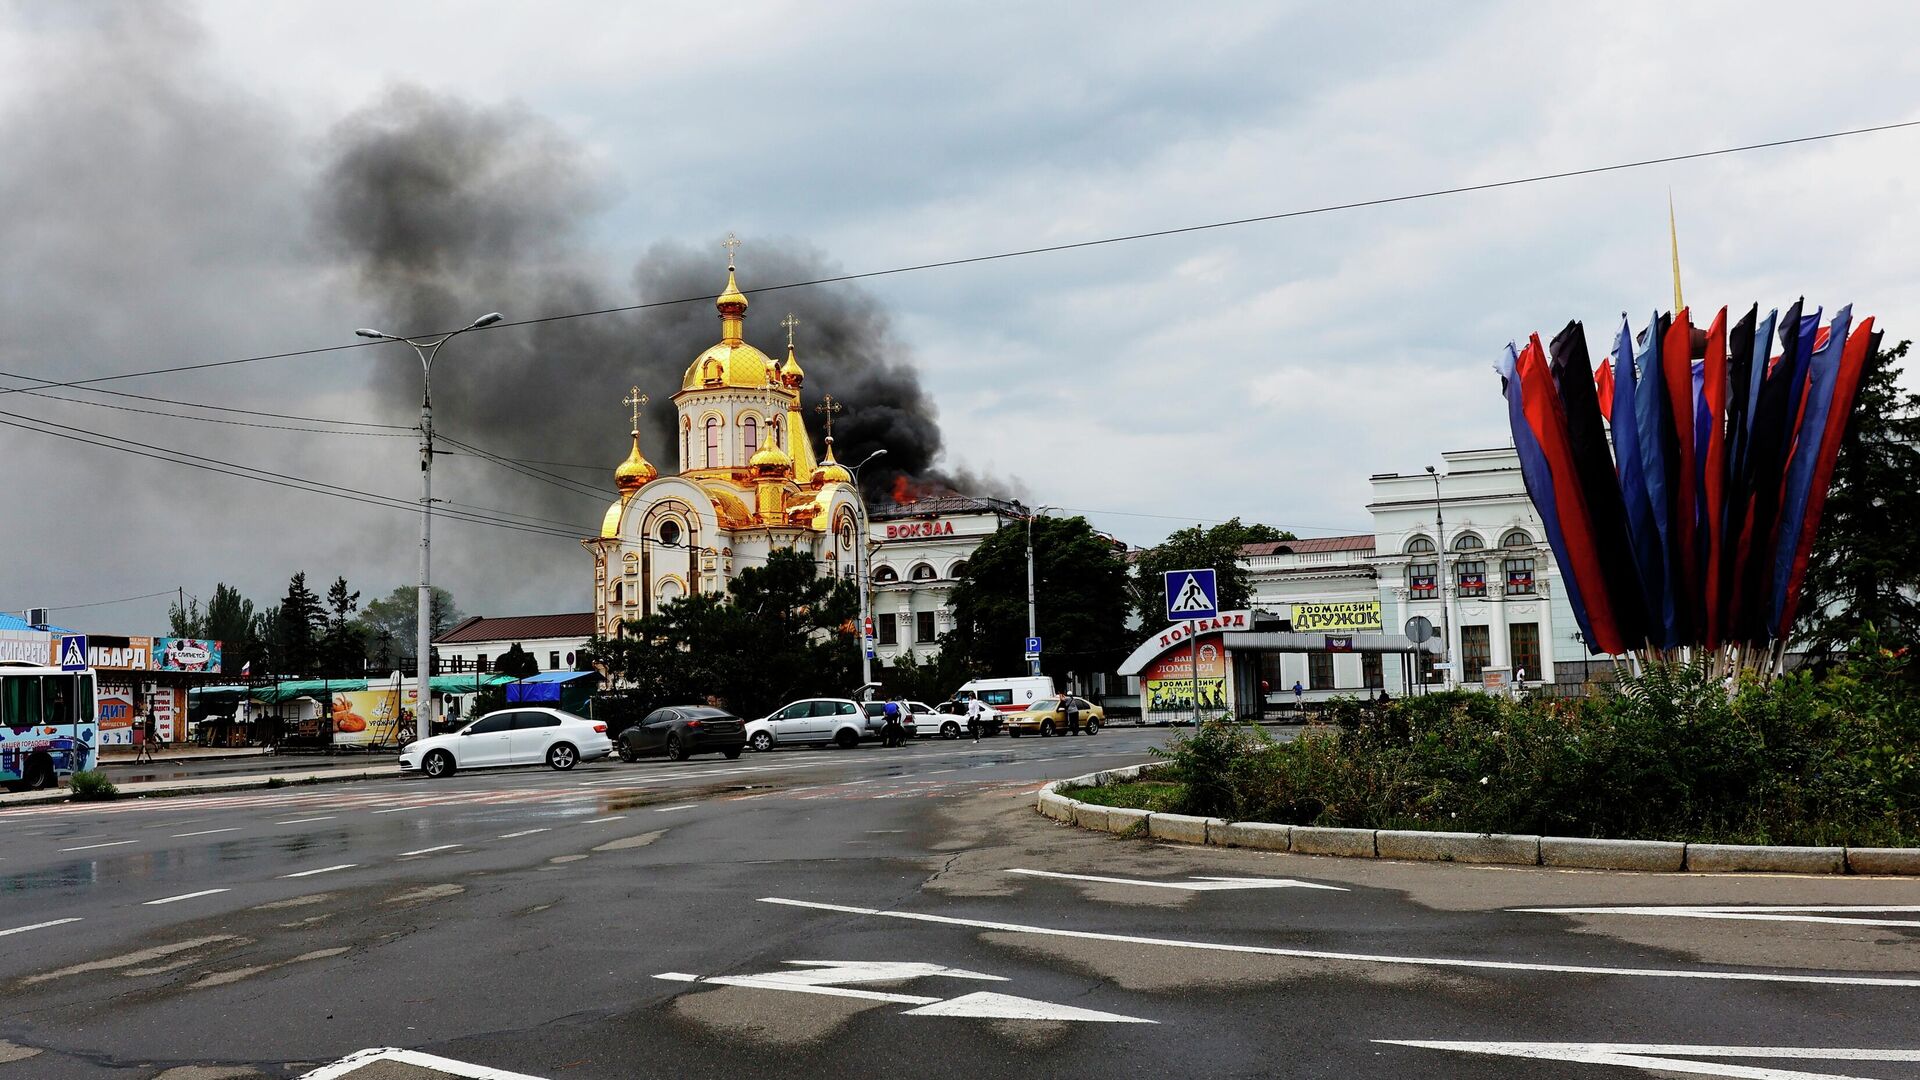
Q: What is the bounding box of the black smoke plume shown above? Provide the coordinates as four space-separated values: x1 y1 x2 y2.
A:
316 87 1008 512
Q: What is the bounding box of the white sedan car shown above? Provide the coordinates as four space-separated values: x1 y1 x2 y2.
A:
400 707 613 778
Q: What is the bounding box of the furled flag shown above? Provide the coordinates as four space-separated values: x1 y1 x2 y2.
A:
1501 343 1598 651
1549 321 1645 645
1768 305 1853 630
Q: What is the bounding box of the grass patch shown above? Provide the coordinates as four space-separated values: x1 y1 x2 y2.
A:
1061 780 1184 812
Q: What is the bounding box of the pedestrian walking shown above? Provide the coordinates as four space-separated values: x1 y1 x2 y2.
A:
1063 696 1081 736
882 697 903 747
137 709 160 763
1292 680 1304 708
965 697 987 740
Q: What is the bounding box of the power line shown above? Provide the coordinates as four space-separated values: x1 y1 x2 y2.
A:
0 371 414 429
1 118 1912 398
31 588 182 613
0 374 414 438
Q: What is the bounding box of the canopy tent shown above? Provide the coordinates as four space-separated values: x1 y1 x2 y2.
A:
245 679 369 705
429 673 512 695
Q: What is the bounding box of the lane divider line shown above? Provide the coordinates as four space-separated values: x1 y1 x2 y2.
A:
756 898 1920 988
0 918 82 937
171 828 241 838
652 804 697 814
282 864 357 879
60 840 139 852
397 845 462 857
498 829 550 839
275 816 335 825
587 816 626 824
144 888 230 905
370 806 432 814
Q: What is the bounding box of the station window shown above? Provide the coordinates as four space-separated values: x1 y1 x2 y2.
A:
916 611 937 643
1408 562 1438 599
1460 627 1490 683
548 651 560 670
1362 652 1383 689
1504 558 1536 595
1456 559 1487 597
877 613 899 646
1509 623 1541 680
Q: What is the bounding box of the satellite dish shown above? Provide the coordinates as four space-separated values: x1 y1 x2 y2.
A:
1404 616 1434 643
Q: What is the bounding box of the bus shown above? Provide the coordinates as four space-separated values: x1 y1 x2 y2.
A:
1 665 98 791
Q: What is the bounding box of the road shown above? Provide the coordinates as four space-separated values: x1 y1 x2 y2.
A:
3 726 1918 1080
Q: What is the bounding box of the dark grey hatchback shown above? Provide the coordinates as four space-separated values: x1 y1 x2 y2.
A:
616 705 747 761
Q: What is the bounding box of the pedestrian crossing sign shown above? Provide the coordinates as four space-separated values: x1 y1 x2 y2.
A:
1163 569 1219 622
58 634 88 671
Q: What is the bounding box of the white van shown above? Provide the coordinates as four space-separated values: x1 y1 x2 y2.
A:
950 676 1057 727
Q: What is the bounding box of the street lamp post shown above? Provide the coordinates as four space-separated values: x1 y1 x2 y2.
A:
355 312 502 744
1424 465 1453 690
846 449 888 695
1024 505 1058 678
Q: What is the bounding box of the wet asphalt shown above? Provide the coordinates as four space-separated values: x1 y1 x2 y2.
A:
3 726 1919 1080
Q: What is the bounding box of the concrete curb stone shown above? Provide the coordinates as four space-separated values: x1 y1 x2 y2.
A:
1068 802 1112 832
1212 821 1292 852
1846 848 1920 875
1685 844 1846 874
1147 813 1219 844
1376 829 1539 865
1288 826 1377 858
1104 807 1152 836
1540 836 1686 871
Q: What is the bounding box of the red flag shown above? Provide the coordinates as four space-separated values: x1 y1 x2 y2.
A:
1777 318 1876 634
1518 335 1625 654
1661 309 1699 634
1699 307 1729 647
1595 358 1616 418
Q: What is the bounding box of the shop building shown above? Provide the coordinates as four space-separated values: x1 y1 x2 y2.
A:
433 613 595 674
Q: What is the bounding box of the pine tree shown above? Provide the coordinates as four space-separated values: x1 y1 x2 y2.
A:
1798 340 1920 658
275 573 325 676
321 577 366 675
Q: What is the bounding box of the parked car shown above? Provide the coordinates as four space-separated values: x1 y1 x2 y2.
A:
934 698 1002 736
860 701 922 740
745 697 877 751
907 700 967 739
399 707 612 778
1004 696 1104 738
617 706 745 761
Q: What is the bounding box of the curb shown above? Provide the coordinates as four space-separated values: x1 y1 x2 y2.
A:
0 767 390 810
1035 764 1918 876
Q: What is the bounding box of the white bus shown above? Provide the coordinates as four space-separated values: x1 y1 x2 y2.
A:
1 665 99 791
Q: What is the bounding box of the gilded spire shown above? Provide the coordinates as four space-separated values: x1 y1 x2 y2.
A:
779 311 805 387
614 386 656 491
1668 190 1684 313
717 232 748 344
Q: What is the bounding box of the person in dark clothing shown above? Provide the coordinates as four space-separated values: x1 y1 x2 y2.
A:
1063 696 1082 736
882 698 903 747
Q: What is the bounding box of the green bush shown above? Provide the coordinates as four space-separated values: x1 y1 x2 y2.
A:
67 769 118 801
1149 643 1920 846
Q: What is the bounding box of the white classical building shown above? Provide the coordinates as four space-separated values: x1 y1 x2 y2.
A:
1241 446 1585 701
866 494 1028 665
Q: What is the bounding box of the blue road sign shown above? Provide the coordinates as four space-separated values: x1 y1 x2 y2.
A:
1024 636 1043 656
1163 568 1219 622
58 634 88 672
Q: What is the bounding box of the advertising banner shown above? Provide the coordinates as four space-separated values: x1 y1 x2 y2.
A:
97 685 137 746
0 630 51 665
1292 600 1383 633
142 682 181 742
1142 637 1228 713
154 638 222 673
330 687 417 746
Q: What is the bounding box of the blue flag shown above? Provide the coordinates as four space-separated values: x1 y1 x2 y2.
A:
1630 312 1678 646
1608 314 1665 645
1768 305 1851 629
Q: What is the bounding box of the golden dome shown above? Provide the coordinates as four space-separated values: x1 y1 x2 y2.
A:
779 343 805 388
681 341 776 391
750 437 793 476
614 433 657 490
716 266 748 315
812 436 852 485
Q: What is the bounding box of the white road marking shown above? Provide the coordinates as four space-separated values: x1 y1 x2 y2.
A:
299 1047 551 1080
370 805 433 814
0 918 82 937
1378 1040 1920 1079
144 889 230 905
171 828 241 838
498 828 550 839
276 816 335 825
903 991 1154 1024
397 845 462 857
652 804 697 813
60 840 138 852
758 898 1920 988
1514 904 1920 929
282 864 357 878
1006 868 1347 892
587 815 626 824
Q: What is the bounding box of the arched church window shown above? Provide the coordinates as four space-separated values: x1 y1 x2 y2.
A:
659 520 682 547
705 417 721 468
744 416 759 458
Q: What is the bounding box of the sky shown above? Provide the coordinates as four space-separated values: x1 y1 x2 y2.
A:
2 0 1917 635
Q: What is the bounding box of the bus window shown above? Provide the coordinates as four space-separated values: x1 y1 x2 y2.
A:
77 674 95 723
3 675 46 726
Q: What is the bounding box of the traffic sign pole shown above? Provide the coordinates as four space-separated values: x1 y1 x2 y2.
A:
1190 621 1201 726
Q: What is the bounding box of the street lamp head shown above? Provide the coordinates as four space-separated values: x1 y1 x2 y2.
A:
470 312 504 329
1424 464 1437 476
354 329 388 340
854 448 888 470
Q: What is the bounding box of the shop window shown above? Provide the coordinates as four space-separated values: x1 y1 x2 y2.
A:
1408 562 1438 599
1362 652 1383 689
1509 622 1541 681
915 611 937 643
1504 558 1536 595
1308 651 1335 691
1456 559 1487 597
877 613 899 646
1460 627 1491 683
548 651 560 670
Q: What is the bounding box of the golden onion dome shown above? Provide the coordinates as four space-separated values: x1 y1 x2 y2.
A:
812 436 852 485
613 433 657 490
750 437 793 476
716 266 748 315
681 341 775 391
779 343 805 387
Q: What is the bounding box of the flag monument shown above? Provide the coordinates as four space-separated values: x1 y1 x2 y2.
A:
1164 569 1219 725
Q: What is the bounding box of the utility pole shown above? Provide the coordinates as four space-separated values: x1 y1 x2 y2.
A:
356 312 502 744
1425 464 1453 689
1024 506 1057 678
847 449 888 695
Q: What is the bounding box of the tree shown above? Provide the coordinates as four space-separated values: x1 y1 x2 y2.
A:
1798 339 1920 658
355 585 463 664
320 577 367 675
204 583 260 676
495 643 540 681
274 573 325 676
167 594 206 638
1130 517 1295 629
583 548 860 720
947 515 1132 684
881 642 977 704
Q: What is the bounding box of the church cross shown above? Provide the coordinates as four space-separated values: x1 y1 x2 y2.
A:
781 312 800 350
622 386 648 433
815 394 841 441
723 231 741 269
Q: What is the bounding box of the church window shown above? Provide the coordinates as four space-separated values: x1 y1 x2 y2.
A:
910 563 936 581
872 565 898 584
659 579 683 605
744 416 759 458
611 581 622 605
659 520 682 547
705 418 721 468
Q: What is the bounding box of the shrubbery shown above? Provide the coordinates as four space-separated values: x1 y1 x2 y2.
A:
67 769 118 801
1149 639 1920 846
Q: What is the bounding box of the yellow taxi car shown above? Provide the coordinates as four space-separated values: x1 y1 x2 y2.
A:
1005 696 1104 738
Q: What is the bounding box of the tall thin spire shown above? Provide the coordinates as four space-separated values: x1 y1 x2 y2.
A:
1668 190 1684 312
